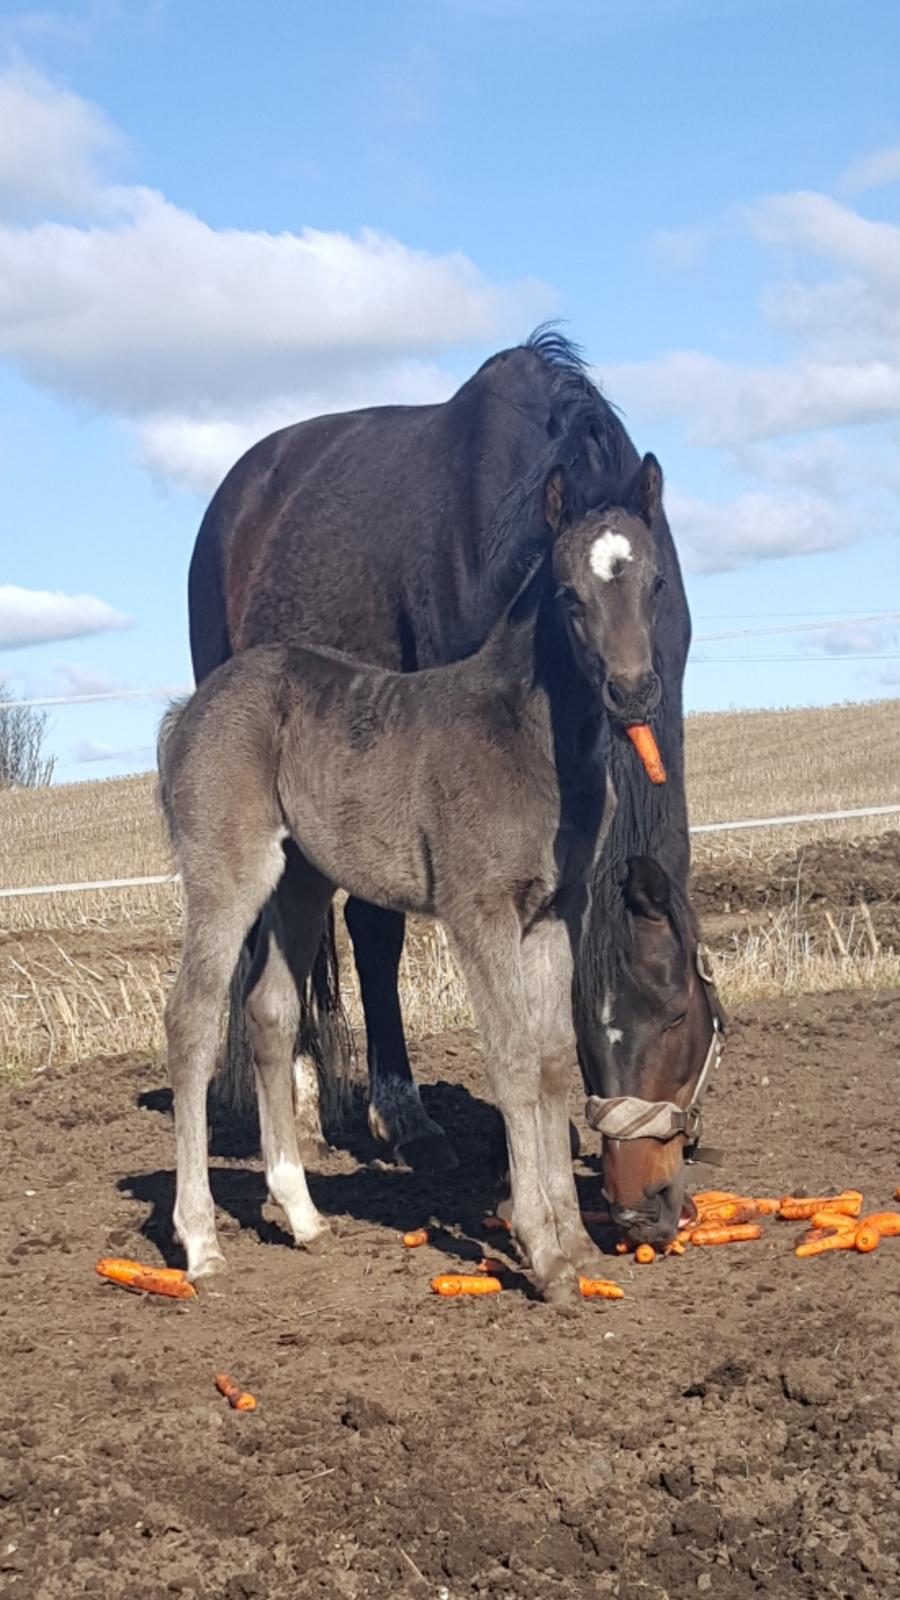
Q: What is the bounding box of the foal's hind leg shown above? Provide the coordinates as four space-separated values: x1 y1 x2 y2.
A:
168 836 287 1281
451 910 580 1307
245 858 335 1251
523 921 607 1278
344 899 455 1171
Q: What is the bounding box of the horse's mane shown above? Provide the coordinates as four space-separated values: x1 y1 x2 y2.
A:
480 325 696 985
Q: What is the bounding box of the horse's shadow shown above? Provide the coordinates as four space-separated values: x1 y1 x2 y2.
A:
124 1076 528 1272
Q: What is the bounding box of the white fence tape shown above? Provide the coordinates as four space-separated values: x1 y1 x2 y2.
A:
1 803 898 902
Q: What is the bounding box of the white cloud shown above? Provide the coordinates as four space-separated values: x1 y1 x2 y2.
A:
0 68 551 492
47 661 135 696
666 487 856 575
0 65 120 218
0 584 131 649
605 351 900 446
838 145 900 197
812 622 899 657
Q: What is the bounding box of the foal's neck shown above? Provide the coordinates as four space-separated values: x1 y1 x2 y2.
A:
483 570 601 760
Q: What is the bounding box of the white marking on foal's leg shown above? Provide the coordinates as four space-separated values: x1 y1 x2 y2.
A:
589 530 633 582
266 1158 327 1247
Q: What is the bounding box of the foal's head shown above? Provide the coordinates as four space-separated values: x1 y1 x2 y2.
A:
585 858 725 1245
546 453 665 725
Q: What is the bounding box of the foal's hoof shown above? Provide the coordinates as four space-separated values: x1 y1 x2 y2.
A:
396 1130 459 1174
297 1136 331 1165
539 1263 582 1312
187 1249 228 1284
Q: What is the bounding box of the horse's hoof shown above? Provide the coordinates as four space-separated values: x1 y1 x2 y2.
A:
566 1238 607 1278
396 1131 459 1173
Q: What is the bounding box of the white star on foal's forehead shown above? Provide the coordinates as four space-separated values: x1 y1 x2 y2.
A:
589 529 633 582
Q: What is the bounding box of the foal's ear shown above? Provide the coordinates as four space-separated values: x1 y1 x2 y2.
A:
624 856 671 922
544 468 566 534
627 453 664 526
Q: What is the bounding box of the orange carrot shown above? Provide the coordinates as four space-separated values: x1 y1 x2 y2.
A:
579 1278 625 1300
691 1223 762 1246
795 1229 859 1259
857 1211 900 1238
214 1374 257 1411
615 1240 632 1255
96 1257 197 1300
853 1225 880 1254
778 1190 862 1221
749 1199 781 1215
692 1190 739 1205
401 1229 429 1248
635 1244 656 1264
482 1214 512 1233
478 1258 505 1274
625 724 666 785
431 1274 502 1297
810 1208 858 1232
665 1239 686 1255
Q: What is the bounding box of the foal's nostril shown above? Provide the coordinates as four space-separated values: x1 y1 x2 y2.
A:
642 671 662 712
602 677 628 713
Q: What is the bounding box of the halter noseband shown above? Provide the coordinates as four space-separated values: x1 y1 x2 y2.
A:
584 945 725 1164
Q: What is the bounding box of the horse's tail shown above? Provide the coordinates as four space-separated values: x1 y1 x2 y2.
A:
209 905 355 1153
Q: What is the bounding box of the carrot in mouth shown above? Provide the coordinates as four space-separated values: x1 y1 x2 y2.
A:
625 724 666 785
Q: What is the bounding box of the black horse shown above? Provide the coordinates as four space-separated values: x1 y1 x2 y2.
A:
187 329 701 1185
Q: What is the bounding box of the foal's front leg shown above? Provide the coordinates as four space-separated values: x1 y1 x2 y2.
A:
453 914 580 1307
524 921 608 1279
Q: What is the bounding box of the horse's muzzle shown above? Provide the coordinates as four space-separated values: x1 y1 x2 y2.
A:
602 670 662 724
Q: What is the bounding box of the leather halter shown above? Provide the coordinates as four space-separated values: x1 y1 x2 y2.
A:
584 946 725 1163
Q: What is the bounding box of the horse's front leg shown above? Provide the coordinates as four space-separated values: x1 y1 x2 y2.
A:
453 912 580 1307
343 898 457 1171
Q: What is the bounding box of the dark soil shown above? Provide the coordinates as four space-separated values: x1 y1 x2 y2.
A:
3 988 900 1599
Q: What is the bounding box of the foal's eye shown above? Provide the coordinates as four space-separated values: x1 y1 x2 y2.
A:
652 575 667 599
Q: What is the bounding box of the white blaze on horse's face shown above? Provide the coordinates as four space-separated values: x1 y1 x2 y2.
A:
589 529 633 584
601 991 623 1051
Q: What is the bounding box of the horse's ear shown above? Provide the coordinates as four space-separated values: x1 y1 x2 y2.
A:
624 856 671 922
544 468 566 534
627 453 664 525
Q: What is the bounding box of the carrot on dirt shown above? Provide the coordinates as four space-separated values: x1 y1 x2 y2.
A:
625 724 666 785
635 1244 656 1264
214 1374 257 1411
96 1258 197 1300
856 1211 900 1238
795 1230 860 1259
431 1274 502 1297
401 1229 429 1248
615 1240 632 1255
665 1240 686 1256
852 1225 881 1254
778 1190 862 1221
579 1278 625 1300
478 1258 505 1275
691 1223 762 1246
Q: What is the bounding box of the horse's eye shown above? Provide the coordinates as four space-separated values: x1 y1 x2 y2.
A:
652 575 667 599
664 1012 686 1031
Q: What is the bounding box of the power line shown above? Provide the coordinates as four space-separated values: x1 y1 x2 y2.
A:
694 612 900 644
691 653 900 664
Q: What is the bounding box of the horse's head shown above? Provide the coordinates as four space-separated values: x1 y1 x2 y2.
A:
584 857 725 1246
547 453 665 725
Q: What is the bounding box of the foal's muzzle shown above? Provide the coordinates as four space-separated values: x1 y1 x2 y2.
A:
602 670 662 723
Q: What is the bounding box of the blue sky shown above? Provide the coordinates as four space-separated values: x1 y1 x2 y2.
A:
1 0 899 782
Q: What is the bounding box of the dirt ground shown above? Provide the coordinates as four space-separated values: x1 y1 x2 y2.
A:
3 983 900 1600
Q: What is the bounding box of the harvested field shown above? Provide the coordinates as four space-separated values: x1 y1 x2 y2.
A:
2 699 899 1594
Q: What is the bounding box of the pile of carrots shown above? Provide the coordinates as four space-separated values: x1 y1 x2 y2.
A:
610 1186 900 1261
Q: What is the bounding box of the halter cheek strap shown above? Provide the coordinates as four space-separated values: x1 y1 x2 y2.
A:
584 946 725 1163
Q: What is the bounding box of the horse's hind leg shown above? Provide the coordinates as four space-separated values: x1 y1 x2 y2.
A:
452 910 580 1307
168 835 287 1281
344 898 456 1172
245 856 335 1251
523 921 606 1278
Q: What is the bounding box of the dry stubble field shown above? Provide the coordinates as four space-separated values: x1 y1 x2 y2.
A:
2 697 899 1599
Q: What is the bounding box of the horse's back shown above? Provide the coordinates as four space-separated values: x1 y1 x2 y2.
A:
187 347 558 679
